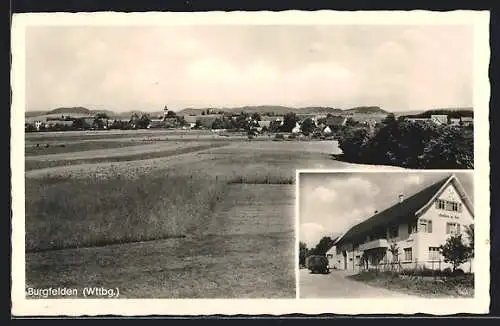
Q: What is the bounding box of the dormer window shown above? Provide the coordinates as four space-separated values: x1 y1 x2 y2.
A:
436 199 462 212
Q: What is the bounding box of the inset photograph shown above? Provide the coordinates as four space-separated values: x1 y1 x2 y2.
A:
298 171 474 299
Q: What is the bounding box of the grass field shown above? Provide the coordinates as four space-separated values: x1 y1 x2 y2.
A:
25 142 228 170
24 129 400 298
348 271 474 298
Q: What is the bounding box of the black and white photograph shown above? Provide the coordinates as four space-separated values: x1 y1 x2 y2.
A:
298 171 474 299
11 10 490 316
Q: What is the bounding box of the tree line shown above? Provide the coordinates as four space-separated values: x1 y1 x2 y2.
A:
337 114 474 169
25 111 188 132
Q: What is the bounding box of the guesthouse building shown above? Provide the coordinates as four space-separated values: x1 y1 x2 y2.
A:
331 174 474 273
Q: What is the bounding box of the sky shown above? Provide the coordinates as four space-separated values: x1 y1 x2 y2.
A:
25 25 473 112
299 172 474 248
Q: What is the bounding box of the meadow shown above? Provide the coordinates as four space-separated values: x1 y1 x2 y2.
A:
24 130 399 298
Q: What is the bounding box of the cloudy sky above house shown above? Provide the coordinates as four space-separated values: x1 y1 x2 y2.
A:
299 172 474 248
26 25 472 112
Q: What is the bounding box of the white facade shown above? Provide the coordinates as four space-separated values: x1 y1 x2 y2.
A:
292 122 301 134
431 115 448 125
323 126 332 135
406 118 431 123
331 175 474 273
461 117 473 126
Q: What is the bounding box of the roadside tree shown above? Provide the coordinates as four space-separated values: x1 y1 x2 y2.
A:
439 234 472 272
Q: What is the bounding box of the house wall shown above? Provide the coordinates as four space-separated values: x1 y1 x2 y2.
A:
415 182 474 272
326 247 336 268
333 182 474 273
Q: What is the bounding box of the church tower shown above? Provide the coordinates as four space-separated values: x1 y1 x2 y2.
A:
163 105 168 119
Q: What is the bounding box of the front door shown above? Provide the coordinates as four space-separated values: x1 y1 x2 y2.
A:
343 251 347 270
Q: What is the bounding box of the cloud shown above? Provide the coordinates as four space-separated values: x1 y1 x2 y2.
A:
402 175 424 186
311 186 337 202
300 223 328 248
300 176 380 238
25 25 473 112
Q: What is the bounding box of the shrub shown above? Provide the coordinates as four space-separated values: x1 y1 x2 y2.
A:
420 126 474 169
337 127 371 161
439 234 472 272
336 119 473 169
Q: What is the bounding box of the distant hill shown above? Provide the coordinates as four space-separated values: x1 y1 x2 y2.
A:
298 107 343 115
26 107 116 118
344 106 389 115
403 108 474 119
49 107 92 115
24 104 434 121
25 110 49 118
178 105 383 116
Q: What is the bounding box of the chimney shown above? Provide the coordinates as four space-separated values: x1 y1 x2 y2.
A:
398 194 404 203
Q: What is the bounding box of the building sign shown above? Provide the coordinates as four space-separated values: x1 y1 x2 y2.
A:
439 213 459 219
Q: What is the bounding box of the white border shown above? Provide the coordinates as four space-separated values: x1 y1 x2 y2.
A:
11 10 490 316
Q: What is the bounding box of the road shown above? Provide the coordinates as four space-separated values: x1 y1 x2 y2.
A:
299 269 417 298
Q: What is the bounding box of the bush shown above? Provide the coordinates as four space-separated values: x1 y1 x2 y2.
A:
337 127 371 161
420 126 474 169
440 234 472 272
336 119 473 169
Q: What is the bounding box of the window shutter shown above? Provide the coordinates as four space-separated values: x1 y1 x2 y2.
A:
457 224 461 234
459 203 463 213
446 223 450 234
428 220 432 233
435 200 439 208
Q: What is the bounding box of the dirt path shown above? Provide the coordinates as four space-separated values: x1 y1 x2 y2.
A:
299 269 418 298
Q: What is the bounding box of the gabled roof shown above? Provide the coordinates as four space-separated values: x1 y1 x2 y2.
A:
335 174 469 245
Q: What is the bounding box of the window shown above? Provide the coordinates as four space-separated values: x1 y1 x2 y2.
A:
407 222 417 235
418 219 433 233
388 225 399 238
428 247 441 261
446 222 461 234
404 248 413 261
436 199 462 212
327 254 333 259
436 199 446 210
